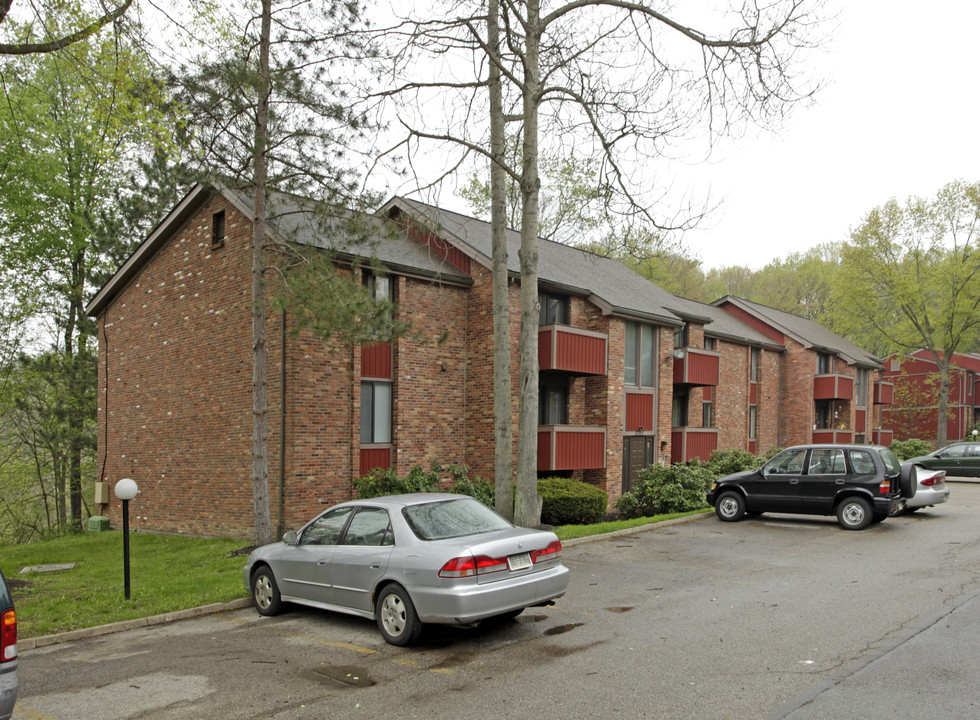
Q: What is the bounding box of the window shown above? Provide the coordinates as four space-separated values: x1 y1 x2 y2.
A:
702 399 713 427
855 369 868 407
765 448 806 475
625 322 656 387
849 450 876 475
539 292 569 325
704 337 716 351
539 373 569 425
364 272 391 301
673 323 688 349
749 405 757 440
817 352 832 374
342 507 393 546
211 210 226 248
750 347 760 383
360 381 392 444
300 506 355 545
808 449 845 474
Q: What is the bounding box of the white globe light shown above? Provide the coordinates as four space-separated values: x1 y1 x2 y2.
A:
114 478 139 501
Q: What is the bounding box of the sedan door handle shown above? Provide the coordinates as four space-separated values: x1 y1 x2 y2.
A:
317 560 329 565
789 479 799 485
371 563 381 569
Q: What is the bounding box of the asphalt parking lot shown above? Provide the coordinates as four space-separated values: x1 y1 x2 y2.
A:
14 479 980 720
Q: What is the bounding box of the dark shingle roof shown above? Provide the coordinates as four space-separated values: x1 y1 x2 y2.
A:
714 296 881 367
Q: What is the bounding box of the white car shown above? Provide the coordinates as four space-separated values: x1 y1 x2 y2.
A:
901 467 950 513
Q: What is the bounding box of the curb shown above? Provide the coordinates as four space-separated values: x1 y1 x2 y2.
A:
21 598 253 651
20 512 713 651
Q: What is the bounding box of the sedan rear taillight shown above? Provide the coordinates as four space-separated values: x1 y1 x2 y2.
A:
921 471 947 487
531 540 562 563
439 554 508 578
1 609 16 662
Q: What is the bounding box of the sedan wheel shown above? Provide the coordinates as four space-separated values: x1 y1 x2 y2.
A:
376 584 422 646
836 497 872 531
251 566 283 616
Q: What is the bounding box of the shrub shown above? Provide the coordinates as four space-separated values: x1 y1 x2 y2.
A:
706 448 765 476
353 463 439 498
444 463 495 507
537 477 608 526
890 438 934 461
616 463 714 519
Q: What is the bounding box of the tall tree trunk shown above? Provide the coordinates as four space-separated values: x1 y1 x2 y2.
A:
66 249 85 532
250 0 273 546
488 0 513 521
937 361 951 447
514 0 541 528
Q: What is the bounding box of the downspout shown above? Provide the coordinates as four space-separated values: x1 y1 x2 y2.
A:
277 309 286 539
777 351 784 448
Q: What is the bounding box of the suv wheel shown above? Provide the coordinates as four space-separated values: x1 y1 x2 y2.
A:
715 491 746 522
836 497 872 530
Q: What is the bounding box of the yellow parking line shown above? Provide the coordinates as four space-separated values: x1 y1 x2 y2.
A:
13 703 56 720
284 631 378 655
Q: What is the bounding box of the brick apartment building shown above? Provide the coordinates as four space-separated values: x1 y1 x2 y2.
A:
86 184 894 539
881 350 980 442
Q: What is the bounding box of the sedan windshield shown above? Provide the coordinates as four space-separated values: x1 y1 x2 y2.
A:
402 498 512 540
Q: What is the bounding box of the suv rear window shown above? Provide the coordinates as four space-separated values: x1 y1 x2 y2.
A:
876 447 902 475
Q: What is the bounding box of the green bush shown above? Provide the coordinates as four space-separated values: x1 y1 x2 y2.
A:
890 438 934 461
538 477 608 526
353 463 439 498
706 448 766 476
445 463 495 507
616 463 714 519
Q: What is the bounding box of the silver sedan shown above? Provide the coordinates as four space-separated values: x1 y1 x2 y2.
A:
242 493 570 645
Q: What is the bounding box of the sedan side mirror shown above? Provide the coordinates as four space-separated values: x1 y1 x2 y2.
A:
282 531 298 545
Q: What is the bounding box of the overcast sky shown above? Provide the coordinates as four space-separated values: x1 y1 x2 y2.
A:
674 0 980 270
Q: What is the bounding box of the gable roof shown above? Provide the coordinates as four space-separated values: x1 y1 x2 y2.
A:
86 184 470 318
714 296 882 368
665 295 783 351
385 197 688 326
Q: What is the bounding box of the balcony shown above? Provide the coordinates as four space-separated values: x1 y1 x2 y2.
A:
539 325 607 376
670 427 718 463
673 347 720 387
814 374 853 401
537 426 606 472
874 381 894 405
812 429 853 444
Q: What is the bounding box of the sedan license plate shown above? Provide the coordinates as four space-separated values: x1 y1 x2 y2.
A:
507 552 532 571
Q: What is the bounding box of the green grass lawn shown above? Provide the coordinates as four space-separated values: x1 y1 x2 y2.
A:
0 510 710 639
0 532 250 639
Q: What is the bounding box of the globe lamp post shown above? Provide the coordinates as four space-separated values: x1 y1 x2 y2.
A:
114 478 138 600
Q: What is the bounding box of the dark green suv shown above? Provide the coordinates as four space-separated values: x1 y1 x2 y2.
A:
707 445 915 530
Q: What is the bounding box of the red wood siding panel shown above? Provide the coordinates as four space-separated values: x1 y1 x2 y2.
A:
361 342 392 379
673 348 719 386
813 374 854 400
873 382 894 405
749 382 758 405
670 428 718 463
538 326 607 375
855 409 866 433
359 447 391 476
872 429 894 446
625 392 655 433
717 302 786 344
537 428 606 471
405 225 471 274
811 429 853 444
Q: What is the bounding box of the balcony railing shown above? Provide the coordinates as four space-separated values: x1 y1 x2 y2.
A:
537 426 606 472
673 347 720 387
873 382 894 405
538 325 607 376
670 427 718 463
814 374 853 400
812 429 853 444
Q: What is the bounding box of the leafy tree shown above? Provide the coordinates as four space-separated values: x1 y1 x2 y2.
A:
382 0 829 527
0 0 132 56
0 29 169 531
833 180 980 446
